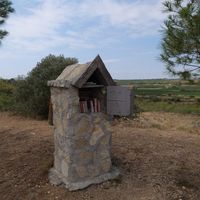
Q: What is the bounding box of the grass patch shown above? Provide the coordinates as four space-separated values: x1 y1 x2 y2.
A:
136 99 200 114
135 87 200 97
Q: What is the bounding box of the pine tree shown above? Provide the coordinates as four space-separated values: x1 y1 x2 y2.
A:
160 0 200 79
0 0 14 44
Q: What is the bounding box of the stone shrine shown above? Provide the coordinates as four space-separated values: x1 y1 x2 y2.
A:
47 55 119 190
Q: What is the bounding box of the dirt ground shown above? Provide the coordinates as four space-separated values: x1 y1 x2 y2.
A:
0 112 200 200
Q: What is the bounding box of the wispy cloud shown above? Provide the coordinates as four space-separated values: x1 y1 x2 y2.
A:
5 0 73 51
3 0 164 52
80 0 164 36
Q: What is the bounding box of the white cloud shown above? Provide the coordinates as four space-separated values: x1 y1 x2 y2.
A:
85 0 164 28
80 0 164 36
3 0 164 52
5 0 73 50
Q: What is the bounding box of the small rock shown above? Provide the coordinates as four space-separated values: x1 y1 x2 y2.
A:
138 174 142 179
101 181 111 189
182 186 186 190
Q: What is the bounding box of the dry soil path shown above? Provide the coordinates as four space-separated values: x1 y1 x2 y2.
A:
0 112 200 200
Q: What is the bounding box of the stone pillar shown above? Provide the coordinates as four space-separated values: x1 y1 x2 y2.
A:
48 86 119 191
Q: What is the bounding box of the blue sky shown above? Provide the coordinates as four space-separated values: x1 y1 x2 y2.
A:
0 0 169 79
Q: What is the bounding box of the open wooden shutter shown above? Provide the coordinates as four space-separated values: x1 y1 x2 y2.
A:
107 86 133 116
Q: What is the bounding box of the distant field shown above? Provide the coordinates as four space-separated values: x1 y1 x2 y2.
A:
116 79 200 114
116 79 176 85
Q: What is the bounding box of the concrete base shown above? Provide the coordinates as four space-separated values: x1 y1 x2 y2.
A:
48 167 120 191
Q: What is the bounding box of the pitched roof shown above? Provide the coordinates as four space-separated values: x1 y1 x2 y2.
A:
48 55 115 88
56 62 92 86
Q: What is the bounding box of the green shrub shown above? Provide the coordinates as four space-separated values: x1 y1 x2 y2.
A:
0 79 14 94
0 79 15 111
13 54 78 118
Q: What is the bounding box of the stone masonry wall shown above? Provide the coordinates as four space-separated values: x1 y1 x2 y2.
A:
49 86 119 190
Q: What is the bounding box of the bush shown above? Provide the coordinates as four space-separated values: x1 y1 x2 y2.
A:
13 54 78 118
0 79 14 94
0 79 15 111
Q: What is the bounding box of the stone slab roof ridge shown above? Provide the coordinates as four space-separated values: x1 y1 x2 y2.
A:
47 55 115 88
